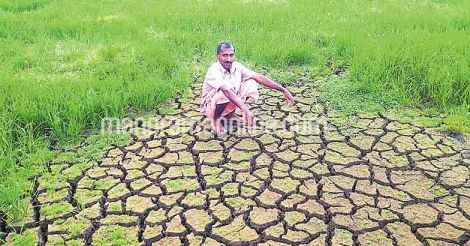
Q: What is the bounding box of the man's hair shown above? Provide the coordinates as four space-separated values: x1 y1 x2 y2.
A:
216 41 235 54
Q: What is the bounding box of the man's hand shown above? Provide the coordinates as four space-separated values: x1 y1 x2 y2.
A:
282 88 295 106
241 106 254 126
250 74 295 106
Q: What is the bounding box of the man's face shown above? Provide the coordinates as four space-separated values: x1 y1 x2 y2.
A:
217 47 235 71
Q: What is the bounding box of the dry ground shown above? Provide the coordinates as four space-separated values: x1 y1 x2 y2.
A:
2 78 469 245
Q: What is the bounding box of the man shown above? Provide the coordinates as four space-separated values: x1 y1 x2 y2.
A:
200 41 295 134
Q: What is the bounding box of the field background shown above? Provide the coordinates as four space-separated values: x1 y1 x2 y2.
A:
1 0 469 222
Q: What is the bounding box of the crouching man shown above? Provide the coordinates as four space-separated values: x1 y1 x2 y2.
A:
200 41 295 134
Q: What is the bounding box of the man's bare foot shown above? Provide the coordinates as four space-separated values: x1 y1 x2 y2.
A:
211 118 225 134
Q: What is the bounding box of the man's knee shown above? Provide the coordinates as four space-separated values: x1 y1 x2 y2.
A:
240 79 259 101
213 90 231 104
244 79 258 87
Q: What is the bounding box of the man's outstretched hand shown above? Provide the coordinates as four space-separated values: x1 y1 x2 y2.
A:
283 88 295 106
249 74 295 106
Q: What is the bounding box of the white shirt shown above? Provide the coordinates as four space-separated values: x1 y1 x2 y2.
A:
200 61 255 110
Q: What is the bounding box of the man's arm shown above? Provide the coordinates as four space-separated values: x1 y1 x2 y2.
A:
250 73 295 106
219 84 254 125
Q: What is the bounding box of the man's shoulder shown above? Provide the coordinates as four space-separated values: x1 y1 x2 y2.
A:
209 62 220 68
234 62 255 75
232 61 245 69
206 62 222 74
204 62 224 82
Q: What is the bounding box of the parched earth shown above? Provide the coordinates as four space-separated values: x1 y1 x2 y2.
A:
2 79 469 245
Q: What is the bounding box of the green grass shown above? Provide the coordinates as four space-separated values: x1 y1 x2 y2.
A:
443 108 470 134
3 228 37 246
1 0 469 222
1 131 129 225
319 75 400 114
